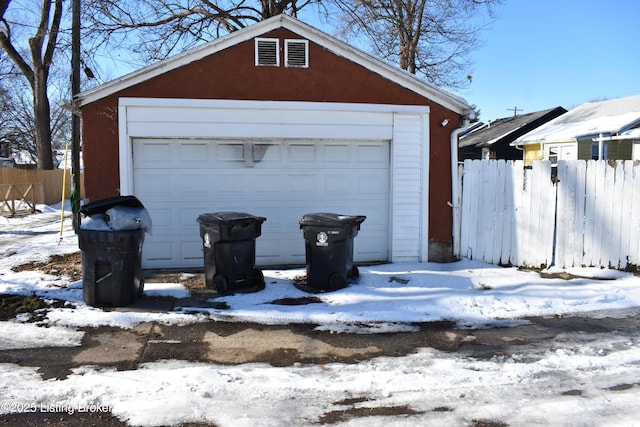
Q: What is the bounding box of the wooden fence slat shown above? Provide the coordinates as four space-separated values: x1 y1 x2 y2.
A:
460 160 479 259
619 161 633 267
491 160 505 264
556 160 587 268
582 161 595 266
629 162 640 265
593 161 606 266
499 161 514 265
510 161 524 266
601 162 616 267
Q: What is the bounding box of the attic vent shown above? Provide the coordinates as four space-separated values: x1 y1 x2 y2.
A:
255 38 279 66
285 39 308 68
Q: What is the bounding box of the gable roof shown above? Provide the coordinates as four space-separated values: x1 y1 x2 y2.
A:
75 14 469 114
513 94 640 146
459 107 567 149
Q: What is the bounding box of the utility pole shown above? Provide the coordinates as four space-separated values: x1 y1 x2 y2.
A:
507 106 523 117
71 0 81 228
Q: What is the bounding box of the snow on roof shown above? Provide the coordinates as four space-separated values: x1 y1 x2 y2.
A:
620 127 640 139
513 94 640 145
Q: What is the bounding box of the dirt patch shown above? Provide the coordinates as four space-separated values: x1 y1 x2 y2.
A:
11 252 82 282
269 296 324 305
0 411 129 427
146 272 206 291
471 421 509 427
317 403 423 424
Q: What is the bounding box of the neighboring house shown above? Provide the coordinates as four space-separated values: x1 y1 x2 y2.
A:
459 107 567 161
0 142 12 166
75 15 472 269
513 94 640 165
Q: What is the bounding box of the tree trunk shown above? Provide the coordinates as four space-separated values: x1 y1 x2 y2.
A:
33 68 54 169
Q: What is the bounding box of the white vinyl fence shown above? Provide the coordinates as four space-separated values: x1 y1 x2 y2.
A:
457 159 640 269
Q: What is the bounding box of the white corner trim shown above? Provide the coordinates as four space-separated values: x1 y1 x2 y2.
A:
118 103 134 195
420 113 430 262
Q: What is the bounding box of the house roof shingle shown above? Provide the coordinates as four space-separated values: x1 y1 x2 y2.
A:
459 107 567 149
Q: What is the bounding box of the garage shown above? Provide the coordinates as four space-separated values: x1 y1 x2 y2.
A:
76 15 471 268
132 137 390 268
119 98 424 269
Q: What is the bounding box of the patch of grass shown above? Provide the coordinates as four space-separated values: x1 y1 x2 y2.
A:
0 294 46 320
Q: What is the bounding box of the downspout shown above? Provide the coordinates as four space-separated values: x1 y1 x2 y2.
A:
448 112 473 258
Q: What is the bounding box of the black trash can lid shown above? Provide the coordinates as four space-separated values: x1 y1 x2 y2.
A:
197 212 266 225
80 195 144 217
299 213 366 227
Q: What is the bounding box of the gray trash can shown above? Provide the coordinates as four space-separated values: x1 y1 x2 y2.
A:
299 213 366 291
78 196 150 307
197 212 266 294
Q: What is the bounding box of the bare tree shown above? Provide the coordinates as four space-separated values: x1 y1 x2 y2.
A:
0 0 64 169
84 0 318 61
0 72 70 166
332 0 501 89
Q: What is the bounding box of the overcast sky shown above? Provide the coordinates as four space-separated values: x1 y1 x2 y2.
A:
465 0 640 121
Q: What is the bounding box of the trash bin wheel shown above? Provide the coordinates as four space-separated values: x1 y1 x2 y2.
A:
213 274 229 294
328 273 347 290
349 266 359 278
254 269 265 286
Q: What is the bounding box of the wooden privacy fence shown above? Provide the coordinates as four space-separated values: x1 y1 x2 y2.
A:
457 160 640 269
0 168 83 214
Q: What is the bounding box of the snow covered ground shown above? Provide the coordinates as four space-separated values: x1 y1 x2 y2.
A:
1 206 640 426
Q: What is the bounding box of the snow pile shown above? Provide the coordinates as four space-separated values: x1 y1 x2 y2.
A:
1 209 640 426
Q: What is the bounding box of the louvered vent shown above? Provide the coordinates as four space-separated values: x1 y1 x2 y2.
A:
255 38 279 66
285 39 308 68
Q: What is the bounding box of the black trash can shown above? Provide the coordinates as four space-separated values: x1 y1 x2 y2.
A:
299 213 366 291
196 212 266 294
78 196 149 307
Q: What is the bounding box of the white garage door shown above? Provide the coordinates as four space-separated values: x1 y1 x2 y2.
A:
133 138 390 269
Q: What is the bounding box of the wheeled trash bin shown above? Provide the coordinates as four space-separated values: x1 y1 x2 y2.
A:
78 196 151 307
299 212 366 291
196 212 266 294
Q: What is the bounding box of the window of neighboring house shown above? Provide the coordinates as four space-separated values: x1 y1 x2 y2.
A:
255 38 280 66
285 39 308 67
590 142 608 160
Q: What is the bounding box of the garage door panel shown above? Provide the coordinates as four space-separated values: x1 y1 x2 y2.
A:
323 143 350 162
358 143 387 162
144 239 175 263
134 138 389 268
137 174 173 197
179 142 210 162
357 174 388 194
288 143 316 162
